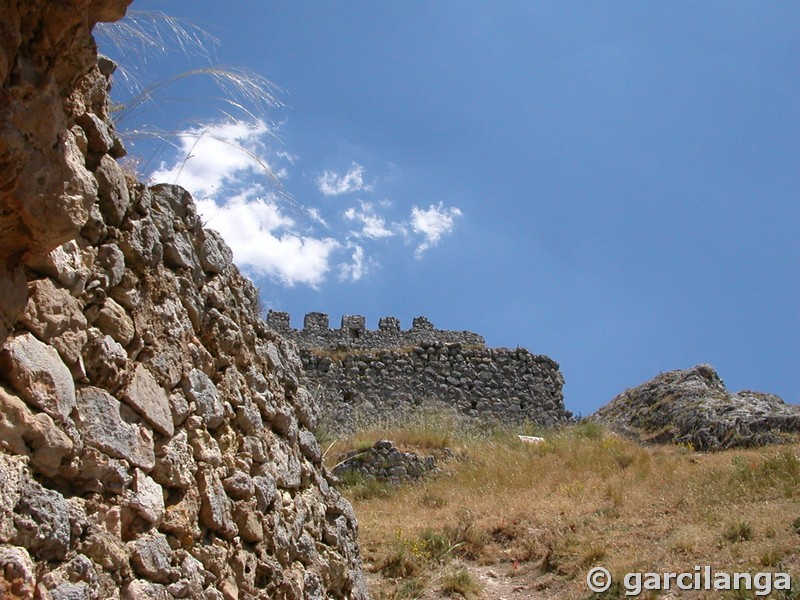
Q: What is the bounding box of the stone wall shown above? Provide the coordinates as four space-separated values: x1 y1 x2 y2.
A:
267 311 486 350
0 2 368 598
301 341 569 434
332 440 437 485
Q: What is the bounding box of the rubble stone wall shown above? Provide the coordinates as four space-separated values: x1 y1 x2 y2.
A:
267 313 569 434
0 2 369 598
301 342 569 434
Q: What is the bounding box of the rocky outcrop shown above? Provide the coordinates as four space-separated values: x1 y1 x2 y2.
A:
0 1 369 598
591 364 800 451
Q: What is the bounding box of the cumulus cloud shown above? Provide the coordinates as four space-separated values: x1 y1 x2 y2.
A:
343 201 394 239
149 124 465 286
149 119 343 287
317 162 371 196
410 202 463 257
339 243 372 282
196 195 340 287
150 120 273 198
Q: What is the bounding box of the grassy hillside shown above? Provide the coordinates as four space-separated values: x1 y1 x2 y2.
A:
322 415 800 599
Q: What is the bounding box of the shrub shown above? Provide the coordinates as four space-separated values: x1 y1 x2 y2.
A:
439 569 482 598
722 520 753 543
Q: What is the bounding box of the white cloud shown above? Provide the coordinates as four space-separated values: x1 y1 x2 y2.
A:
150 120 273 198
410 202 463 257
343 201 394 239
317 162 371 196
148 122 465 285
307 207 328 227
148 119 342 287
196 195 339 287
339 243 371 282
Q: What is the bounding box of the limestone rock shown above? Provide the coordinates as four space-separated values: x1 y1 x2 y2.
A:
95 297 135 346
81 329 128 392
129 532 175 584
122 364 174 437
233 500 264 543
128 469 165 526
160 487 201 546
592 364 800 451
38 554 100 600
0 386 73 477
69 447 132 496
197 468 237 540
74 386 155 470
95 244 126 289
0 455 25 543
0 262 27 348
120 217 164 270
199 229 233 275
222 470 255 500
95 154 130 226
25 239 91 296
12 479 71 561
81 526 130 574
18 279 88 373
182 369 224 429
123 579 171 600
0 545 37 599
153 430 197 489
0 331 76 420
76 112 115 155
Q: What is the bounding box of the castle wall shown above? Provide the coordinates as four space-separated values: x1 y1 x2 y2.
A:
267 311 486 350
301 341 568 433
267 312 568 433
0 4 368 597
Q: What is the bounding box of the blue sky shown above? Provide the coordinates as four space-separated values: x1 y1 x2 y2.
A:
99 2 799 416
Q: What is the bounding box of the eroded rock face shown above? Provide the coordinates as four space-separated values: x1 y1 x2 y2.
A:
0 1 369 597
591 364 800 451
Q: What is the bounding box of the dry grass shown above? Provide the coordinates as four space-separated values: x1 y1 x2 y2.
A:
331 419 800 599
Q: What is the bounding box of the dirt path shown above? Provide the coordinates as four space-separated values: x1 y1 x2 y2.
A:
365 560 573 599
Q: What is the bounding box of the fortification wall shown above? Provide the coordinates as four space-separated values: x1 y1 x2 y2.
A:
267 311 485 350
0 4 368 598
301 341 568 433
268 312 568 433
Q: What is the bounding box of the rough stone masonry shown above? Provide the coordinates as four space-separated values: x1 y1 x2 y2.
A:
0 1 369 598
268 312 571 433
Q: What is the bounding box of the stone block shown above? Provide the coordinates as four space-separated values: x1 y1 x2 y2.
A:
0 386 73 477
122 364 174 436
12 479 71 561
74 386 155 470
18 279 88 373
182 369 224 429
95 297 134 346
197 468 237 539
0 332 76 420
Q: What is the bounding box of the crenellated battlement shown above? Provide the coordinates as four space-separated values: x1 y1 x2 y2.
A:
267 310 485 349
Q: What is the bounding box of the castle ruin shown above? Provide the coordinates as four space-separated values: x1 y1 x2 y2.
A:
267 312 570 433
